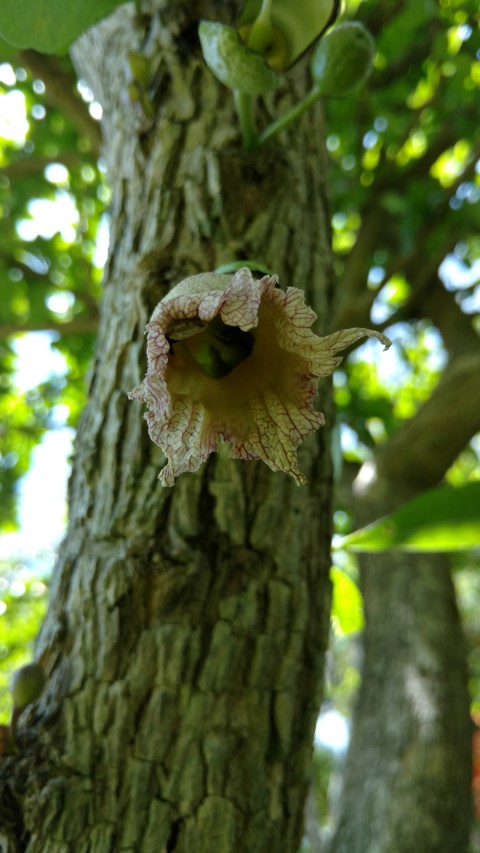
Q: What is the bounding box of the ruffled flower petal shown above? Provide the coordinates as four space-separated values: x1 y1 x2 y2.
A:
129 268 391 486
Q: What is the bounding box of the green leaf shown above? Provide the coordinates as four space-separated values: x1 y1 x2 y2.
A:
330 567 364 634
336 482 480 553
0 0 127 54
0 32 17 59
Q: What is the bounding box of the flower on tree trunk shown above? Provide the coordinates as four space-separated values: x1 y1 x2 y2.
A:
129 268 390 486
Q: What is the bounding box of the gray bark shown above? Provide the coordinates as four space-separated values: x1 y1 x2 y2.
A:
333 550 471 853
0 3 335 852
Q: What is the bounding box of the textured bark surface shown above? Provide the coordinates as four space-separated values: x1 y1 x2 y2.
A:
0 3 335 852
333 550 471 853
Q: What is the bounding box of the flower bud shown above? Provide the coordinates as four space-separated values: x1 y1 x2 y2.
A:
199 21 281 94
310 22 375 96
11 663 45 710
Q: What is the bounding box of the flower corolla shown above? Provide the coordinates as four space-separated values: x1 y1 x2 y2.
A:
129 268 390 486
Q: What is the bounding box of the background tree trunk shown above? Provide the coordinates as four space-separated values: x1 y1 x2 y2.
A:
333 552 471 853
1 4 336 851
332 360 477 852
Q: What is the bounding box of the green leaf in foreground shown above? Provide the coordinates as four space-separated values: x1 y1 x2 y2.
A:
0 0 127 54
335 482 480 553
330 567 364 634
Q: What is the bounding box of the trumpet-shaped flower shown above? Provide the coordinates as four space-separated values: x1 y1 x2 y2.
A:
129 268 390 486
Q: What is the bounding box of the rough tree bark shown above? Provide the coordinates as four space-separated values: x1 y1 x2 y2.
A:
1 3 336 852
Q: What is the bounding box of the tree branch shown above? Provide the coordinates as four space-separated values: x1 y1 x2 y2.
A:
18 49 102 155
334 231 456 334
381 272 480 359
0 151 82 181
334 139 480 332
1 316 98 338
370 351 480 499
0 253 48 280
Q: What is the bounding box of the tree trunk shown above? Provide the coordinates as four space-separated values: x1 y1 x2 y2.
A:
332 377 474 853
1 4 335 852
333 550 471 853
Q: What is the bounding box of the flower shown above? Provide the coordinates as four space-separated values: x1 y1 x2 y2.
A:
129 268 390 486
237 0 340 71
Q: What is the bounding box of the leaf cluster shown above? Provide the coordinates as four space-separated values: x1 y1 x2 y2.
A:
1 53 107 528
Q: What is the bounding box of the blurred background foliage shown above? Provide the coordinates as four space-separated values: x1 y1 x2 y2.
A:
0 40 107 716
0 50 106 530
0 0 479 843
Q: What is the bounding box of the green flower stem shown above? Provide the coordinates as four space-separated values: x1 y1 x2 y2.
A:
258 85 322 147
246 0 273 54
233 89 258 149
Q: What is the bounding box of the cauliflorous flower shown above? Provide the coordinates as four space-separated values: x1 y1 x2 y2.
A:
129 268 390 486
